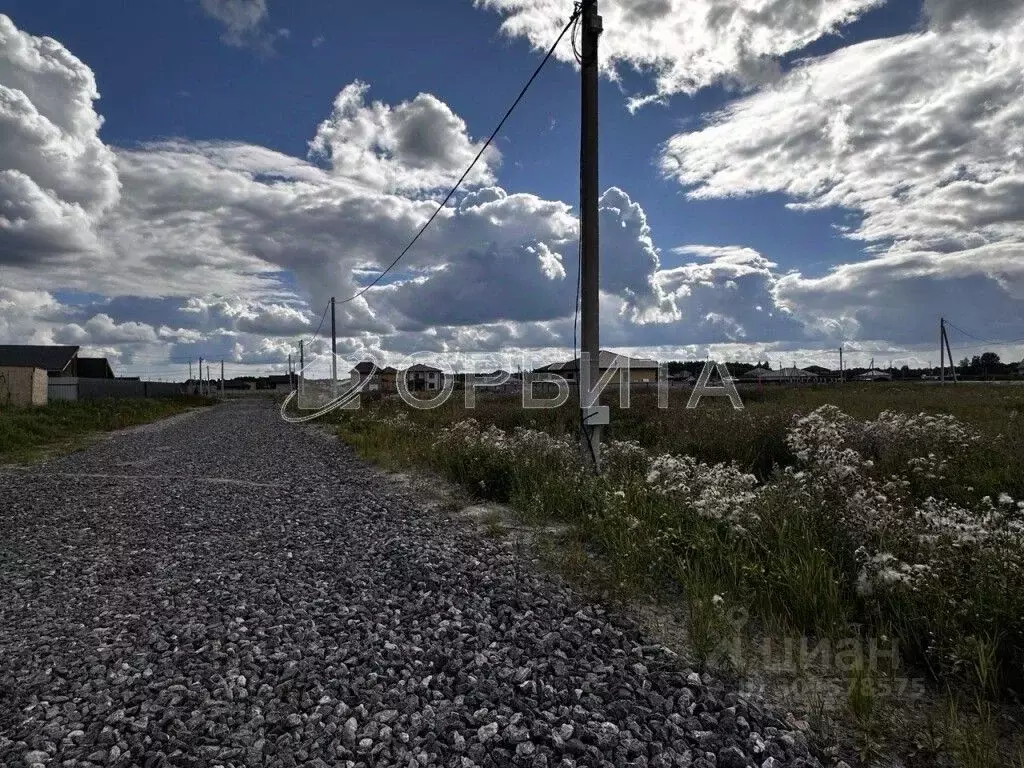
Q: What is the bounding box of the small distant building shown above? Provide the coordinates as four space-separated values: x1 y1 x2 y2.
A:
740 366 772 381
406 364 443 391
535 350 659 385
351 362 376 381
350 362 398 393
464 370 520 393
742 367 820 384
268 374 295 391
856 369 893 381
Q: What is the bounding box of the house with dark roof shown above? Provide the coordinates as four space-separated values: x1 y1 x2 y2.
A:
742 367 819 384
268 374 296 391
0 345 80 377
534 350 659 385
350 362 398 392
406 363 443 391
77 357 114 379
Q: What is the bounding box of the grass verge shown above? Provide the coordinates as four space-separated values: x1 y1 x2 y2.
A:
0 396 215 463
332 384 1024 766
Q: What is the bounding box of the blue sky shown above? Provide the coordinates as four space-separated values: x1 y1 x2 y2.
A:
2 0 1023 377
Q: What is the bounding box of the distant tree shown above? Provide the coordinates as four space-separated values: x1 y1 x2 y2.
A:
980 352 1001 368
958 357 971 369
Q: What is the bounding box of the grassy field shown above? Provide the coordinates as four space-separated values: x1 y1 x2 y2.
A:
0 396 215 462
332 382 1024 765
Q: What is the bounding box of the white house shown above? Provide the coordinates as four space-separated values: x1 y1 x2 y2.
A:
856 369 893 381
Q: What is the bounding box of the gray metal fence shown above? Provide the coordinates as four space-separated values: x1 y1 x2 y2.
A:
47 377 185 402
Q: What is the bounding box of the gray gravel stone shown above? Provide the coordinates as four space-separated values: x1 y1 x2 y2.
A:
0 400 826 768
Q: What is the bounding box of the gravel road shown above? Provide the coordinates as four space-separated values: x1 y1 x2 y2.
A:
0 399 829 768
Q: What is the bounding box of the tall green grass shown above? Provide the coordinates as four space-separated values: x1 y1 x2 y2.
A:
333 384 1024 693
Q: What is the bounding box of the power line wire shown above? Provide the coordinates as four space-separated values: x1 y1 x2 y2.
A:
335 4 583 306
944 320 1024 354
948 338 1024 354
944 320 994 343
304 301 331 346
570 2 583 64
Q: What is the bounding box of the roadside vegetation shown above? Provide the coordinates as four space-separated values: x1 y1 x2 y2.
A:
332 383 1024 766
0 396 215 462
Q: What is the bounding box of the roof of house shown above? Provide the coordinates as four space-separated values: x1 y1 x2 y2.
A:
77 357 114 379
857 369 893 379
352 366 399 378
745 367 818 379
775 367 818 378
0 345 79 373
537 350 658 372
407 363 441 372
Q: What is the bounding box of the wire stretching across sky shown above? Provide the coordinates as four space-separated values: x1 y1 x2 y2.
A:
303 301 330 347
334 4 583 306
944 320 1024 354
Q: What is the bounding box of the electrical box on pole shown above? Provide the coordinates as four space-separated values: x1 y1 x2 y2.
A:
579 0 605 471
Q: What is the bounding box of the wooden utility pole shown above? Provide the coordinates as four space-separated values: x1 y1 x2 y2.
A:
206 365 210 396
579 0 605 471
220 360 224 393
189 360 193 381
299 340 304 395
330 296 338 398
198 357 203 395
939 317 956 383
839 346 843 381
940 318 945 384
288 353 293 391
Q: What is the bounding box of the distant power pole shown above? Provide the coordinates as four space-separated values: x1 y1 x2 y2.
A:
940 318 945 384
220 360 224 393
579 0 605 472
330 296 338 398
299 340 304 395
939 317 957 384
839 346 844 381
189 360 193 381
198 357 203 395
206 365 210 396
288 353 293 391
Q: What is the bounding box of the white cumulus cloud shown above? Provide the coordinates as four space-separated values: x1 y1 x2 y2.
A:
474 0 883 108
309 81 500 194
0 14 120 262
